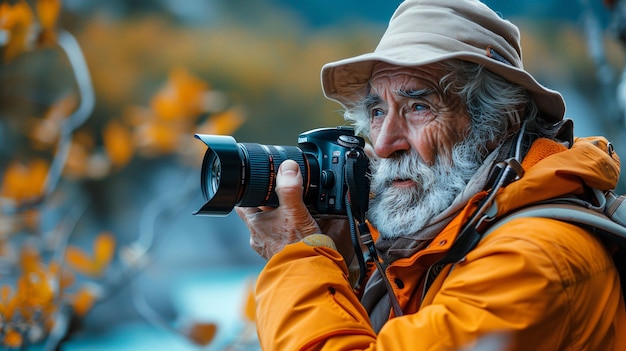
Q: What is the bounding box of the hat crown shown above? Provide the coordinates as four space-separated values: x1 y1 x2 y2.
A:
376 0 523 69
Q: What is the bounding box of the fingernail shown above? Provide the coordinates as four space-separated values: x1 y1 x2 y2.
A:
280 160 299 176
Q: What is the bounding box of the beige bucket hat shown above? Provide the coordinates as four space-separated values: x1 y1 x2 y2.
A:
321 0 565 122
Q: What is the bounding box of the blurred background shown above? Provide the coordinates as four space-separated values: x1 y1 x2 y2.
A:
1 0 625 350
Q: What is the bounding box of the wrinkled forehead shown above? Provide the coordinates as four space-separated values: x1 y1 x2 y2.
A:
371 61 448 83
369 61 449 94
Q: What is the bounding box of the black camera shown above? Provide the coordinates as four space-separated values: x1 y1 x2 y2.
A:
193 126 369 216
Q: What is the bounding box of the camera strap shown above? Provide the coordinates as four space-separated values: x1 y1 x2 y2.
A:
344 149 404 318
344 149 370 287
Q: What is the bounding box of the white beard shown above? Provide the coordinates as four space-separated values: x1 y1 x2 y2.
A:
368 138 484 239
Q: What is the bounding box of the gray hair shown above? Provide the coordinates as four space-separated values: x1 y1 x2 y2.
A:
344 60 551 156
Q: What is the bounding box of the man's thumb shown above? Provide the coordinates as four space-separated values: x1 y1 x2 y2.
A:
275 159 303 205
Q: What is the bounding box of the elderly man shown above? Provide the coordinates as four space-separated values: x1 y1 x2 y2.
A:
236 0 626 350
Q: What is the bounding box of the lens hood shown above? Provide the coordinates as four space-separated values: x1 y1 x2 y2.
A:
193 134 243 216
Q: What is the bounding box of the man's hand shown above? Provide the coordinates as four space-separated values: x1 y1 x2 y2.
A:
236 160 321 260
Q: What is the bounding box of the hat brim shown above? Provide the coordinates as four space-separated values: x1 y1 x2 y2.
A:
321 50 565 123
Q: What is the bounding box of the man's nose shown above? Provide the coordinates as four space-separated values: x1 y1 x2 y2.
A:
372 113 410 158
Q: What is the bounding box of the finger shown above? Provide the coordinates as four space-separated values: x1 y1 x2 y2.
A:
275 160 304 207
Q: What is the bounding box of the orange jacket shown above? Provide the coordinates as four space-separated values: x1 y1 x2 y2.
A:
254 137 626 350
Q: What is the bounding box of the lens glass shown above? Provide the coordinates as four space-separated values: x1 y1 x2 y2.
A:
210 156 221 195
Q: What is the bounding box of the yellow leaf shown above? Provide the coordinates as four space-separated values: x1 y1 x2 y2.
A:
35 0 60 45
94 232 115 269
65 232 116 277
3 328 23 348
185 322 217 346
70 286 97 317
150 67 208 122
0 0 34 62
0 159 49 203
65 245 91 272
35 0 60 31
0 285 17 320
103 119 134 168
17 268 55 311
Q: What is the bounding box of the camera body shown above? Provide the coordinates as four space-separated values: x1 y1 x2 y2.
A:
193 126 369 216
298 126 368 214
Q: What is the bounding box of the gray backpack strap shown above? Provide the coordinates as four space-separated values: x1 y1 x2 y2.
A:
484 202 626 246
606 192 626 227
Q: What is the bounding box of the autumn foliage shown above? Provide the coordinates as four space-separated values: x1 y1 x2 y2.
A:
0 0 248 348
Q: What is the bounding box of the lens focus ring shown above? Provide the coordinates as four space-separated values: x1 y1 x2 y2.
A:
238 144 308 207
240 143 272 207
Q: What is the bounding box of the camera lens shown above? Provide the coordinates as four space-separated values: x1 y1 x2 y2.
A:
193 134 317 216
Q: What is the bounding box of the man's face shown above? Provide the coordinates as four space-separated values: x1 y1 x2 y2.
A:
367 63 470 165
366 62 479 239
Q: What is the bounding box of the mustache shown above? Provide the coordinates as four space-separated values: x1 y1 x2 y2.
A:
369 150 429 186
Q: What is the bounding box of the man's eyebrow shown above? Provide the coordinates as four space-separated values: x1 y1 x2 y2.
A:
361 88 433 109
397 88 434 99
363 93 382 110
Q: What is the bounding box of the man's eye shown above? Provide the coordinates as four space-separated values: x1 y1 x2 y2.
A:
371 108 385 119
412 103 428 112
